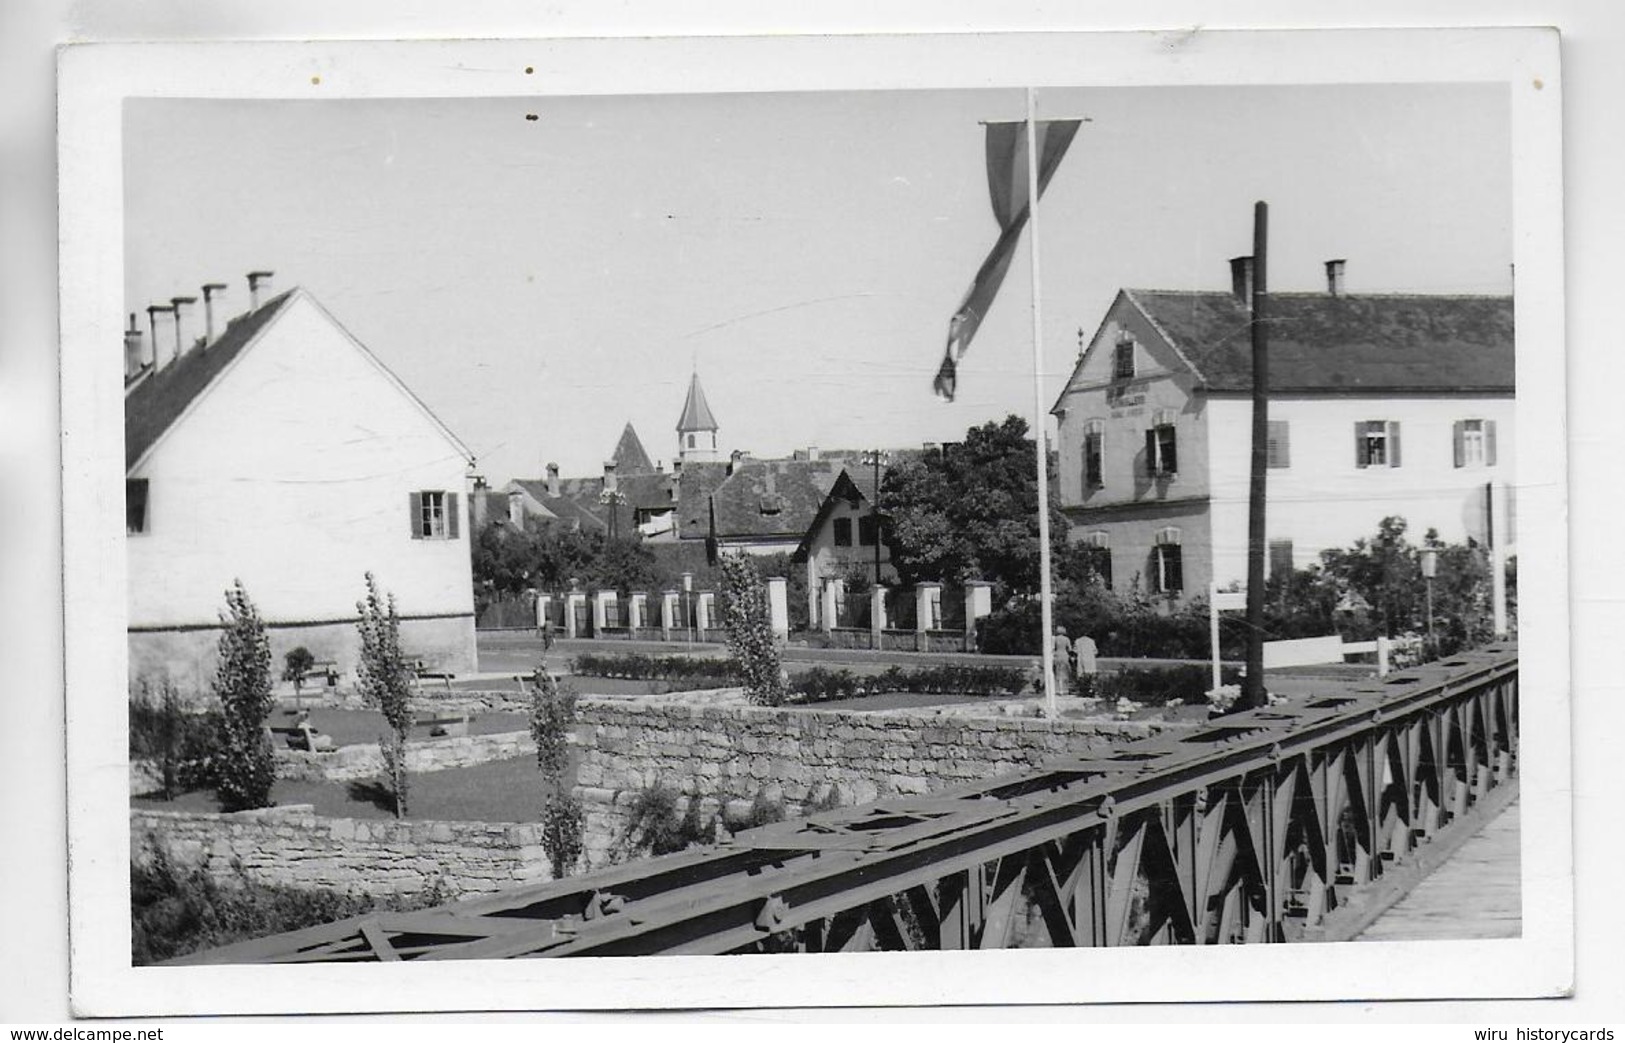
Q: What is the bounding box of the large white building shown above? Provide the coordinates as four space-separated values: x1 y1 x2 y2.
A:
1051 260 1515 602
124 276 478 688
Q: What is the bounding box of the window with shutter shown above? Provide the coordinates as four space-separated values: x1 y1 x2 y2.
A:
1356 420 1399 468
412 491 450 539
1145 415 1177 477
833 517 853 547
1153 528 1183 594
1082 531 1112 589
1266 420 1291 468
858 514 879 547
1083 419 1105 489
1113 341 1136 381
1457 419 1491 468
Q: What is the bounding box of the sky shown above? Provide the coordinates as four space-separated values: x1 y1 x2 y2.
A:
123 84 1510 484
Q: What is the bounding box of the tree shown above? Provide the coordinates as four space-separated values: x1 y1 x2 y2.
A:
212 580 277 812
472 519 659 596
530 667 583 878
717 554 788 706
879 415 1067 600
281 646 315 703
356 573 413 818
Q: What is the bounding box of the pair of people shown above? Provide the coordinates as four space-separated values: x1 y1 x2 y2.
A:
1051 626 1099 698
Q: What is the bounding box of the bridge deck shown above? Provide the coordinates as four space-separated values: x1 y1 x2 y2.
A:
1357 801 1521 941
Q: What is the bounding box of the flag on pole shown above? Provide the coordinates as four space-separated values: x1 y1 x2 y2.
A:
933 118 1082 400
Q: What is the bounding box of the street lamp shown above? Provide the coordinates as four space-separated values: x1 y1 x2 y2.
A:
1419 547 1438 661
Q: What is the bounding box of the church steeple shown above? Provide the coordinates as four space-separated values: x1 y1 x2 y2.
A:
676 370 720 463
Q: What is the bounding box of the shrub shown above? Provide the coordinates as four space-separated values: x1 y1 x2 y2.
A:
1096 664 1244 707
784 663 1030 704
212 581 277 812
129 680 221 800
540 793 585 879
356 573 413 818
717 554 789 706
622 782 717 857
530 668 583 877
568 652 743 687
130 840 451 966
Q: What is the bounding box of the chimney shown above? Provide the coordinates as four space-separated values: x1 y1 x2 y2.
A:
728 449 744 476
545 462 561 498
146 304 174 367
123 313 144 379
805 445 820 462
201 283 228 343
1324 258 1347 296
603 460 618 494
508 489 524 526
247 270 275 310
1229 256 1255 306
170 296 198 359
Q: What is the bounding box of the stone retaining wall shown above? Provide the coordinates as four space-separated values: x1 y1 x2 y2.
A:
275 730 536 783
572 701 1171 813
130 805 553 897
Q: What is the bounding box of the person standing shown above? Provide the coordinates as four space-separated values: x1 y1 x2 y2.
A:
1072 632 1100 700
1052 626 1074 695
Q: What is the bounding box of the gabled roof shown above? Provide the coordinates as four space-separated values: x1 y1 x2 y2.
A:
703 459 841 541
676 371 719 432
1120 290 1515 394
125 287 475 474
792 468 880 561
611 422 656 473
124 290 295 470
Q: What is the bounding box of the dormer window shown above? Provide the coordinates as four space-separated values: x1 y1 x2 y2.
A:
1113 340 1136 382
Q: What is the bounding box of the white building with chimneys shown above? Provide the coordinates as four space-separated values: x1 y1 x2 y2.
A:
124 271 479 689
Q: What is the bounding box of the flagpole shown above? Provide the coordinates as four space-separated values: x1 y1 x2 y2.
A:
1026 87 1058 719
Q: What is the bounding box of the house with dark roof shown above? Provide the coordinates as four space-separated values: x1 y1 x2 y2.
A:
791 467 896 626
1051 259 1516 603
124 275 478 687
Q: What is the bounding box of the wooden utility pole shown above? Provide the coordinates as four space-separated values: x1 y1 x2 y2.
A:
1242 201 1271 710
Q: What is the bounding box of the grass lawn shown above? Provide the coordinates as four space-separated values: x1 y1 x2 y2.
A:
134 750 573 824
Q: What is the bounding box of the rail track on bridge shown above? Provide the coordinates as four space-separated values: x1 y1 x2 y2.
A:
175 642 1518 963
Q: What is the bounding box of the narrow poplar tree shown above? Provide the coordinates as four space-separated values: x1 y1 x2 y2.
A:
356 573 413 818
718 554 788 706
213 580 276 811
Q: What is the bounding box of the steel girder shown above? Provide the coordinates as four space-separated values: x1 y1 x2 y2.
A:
171 643 1518 963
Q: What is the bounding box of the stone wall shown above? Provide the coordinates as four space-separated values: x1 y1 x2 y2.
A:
573 701 1171 811
131 805 552 897
275 730 536 783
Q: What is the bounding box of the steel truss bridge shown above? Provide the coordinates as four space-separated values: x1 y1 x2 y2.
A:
177 643 1518 963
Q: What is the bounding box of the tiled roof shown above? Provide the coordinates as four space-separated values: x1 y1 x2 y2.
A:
673 462 730 539
124 290 295 470
611 423 656 473
1125 290 1515 393
676 372 719 432
703 459 842 540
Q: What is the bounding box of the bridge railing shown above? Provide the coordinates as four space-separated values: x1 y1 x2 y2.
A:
175 642 1518 962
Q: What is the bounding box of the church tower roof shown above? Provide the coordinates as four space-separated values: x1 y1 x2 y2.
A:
610 422 656 473
675 371 719 433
